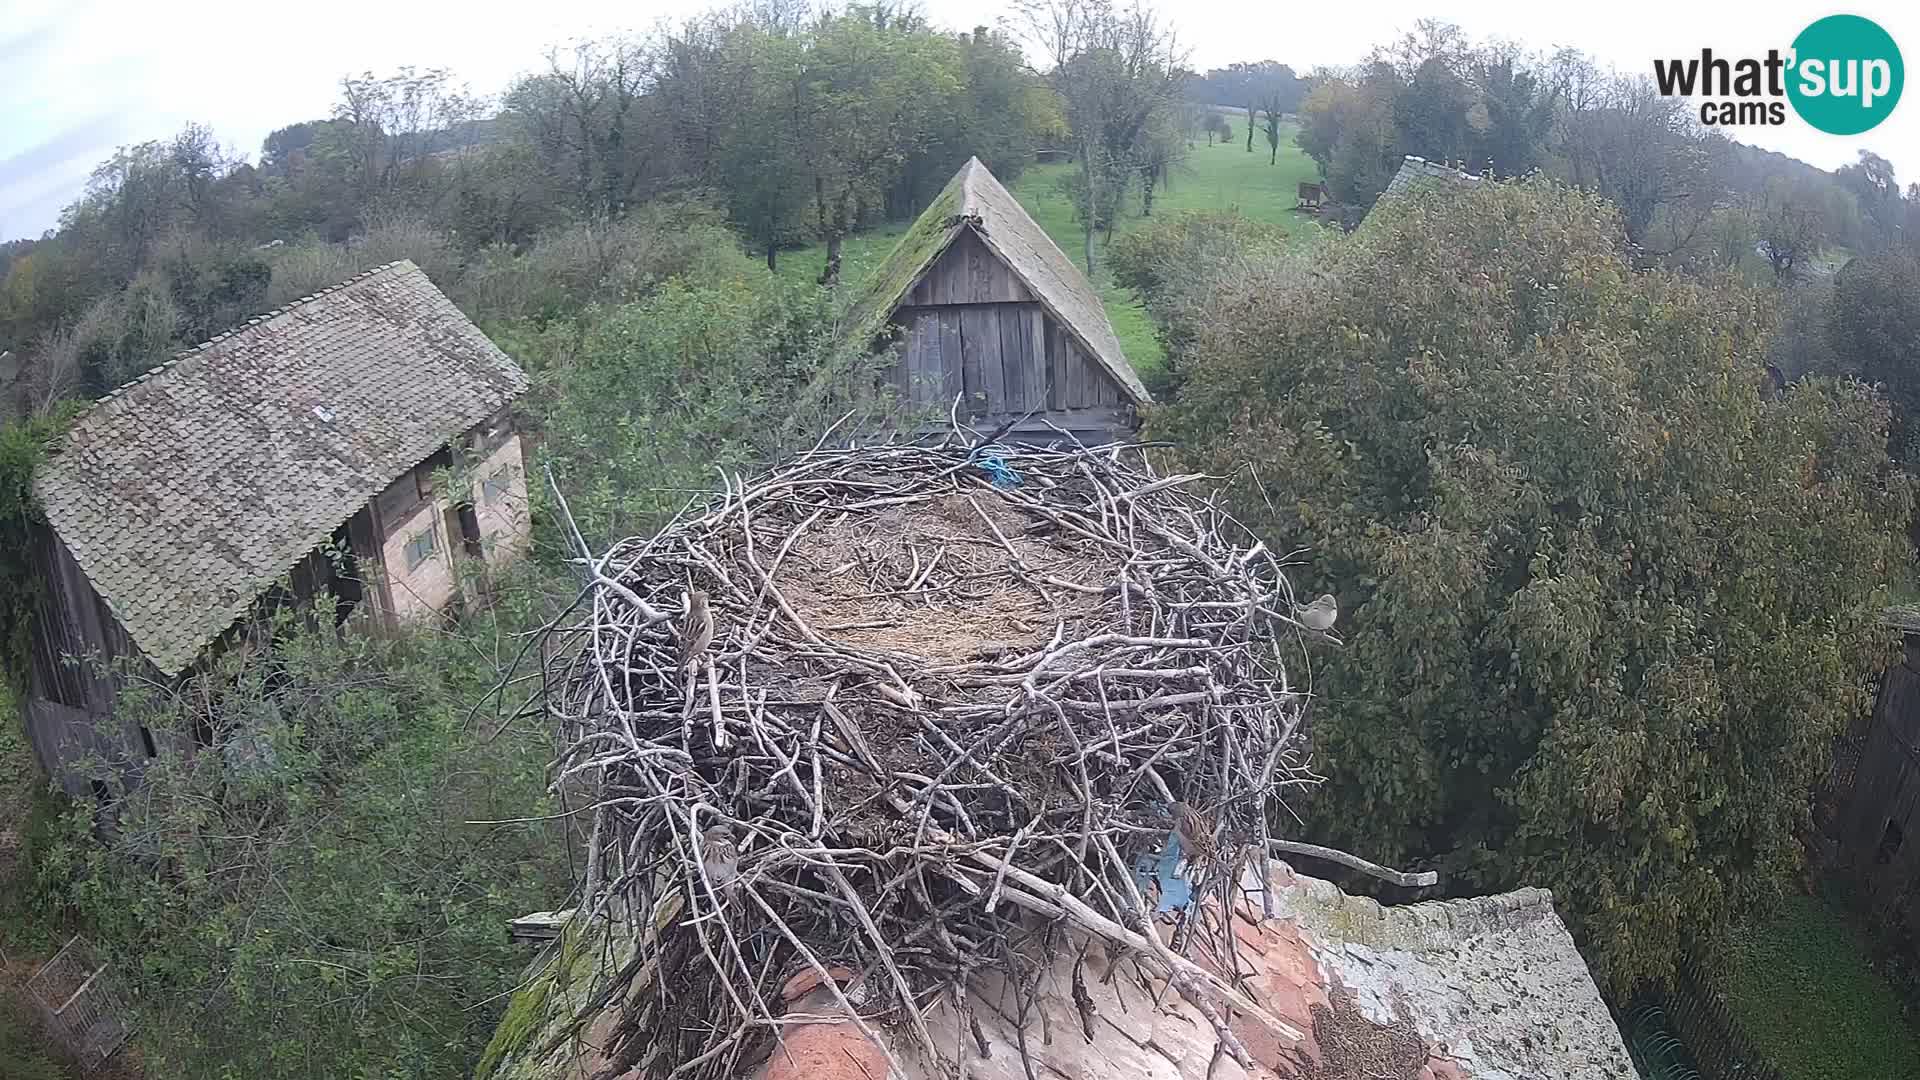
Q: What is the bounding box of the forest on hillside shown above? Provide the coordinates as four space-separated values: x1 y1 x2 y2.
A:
3 1 1920 1077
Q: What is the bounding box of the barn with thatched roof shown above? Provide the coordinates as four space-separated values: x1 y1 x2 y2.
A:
845 157 1149 445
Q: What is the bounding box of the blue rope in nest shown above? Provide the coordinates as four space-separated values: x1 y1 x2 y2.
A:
969 444 1023 489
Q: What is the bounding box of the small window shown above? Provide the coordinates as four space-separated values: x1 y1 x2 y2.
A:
481 467 513 506
404 528 437 570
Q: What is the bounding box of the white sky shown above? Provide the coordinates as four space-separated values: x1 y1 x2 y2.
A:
2 0 1916 242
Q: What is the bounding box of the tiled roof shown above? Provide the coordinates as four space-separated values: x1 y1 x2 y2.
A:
34 261 528 675
845 157 1150 405
1886 605 1920 633
485 861 1635 1080
1376 155 1485 209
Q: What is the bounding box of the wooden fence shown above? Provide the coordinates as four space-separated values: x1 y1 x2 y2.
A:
1661 954 1786 1080
22 935 132 1071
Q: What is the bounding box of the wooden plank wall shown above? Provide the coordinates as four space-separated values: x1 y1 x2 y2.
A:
26 524 139 715
1833 635 1920 902
23 524 162 793
891 230 1132 442
904 231 1036 307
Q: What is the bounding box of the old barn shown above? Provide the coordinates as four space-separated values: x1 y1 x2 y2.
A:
846 157 1149 445
1825 614 1920 943
23 260 531 792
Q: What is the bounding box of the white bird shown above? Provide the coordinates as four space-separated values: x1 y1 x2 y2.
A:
1294 593 1339 632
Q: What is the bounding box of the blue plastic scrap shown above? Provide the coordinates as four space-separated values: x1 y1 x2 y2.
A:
1131 831 1195 913
970 448 1023 490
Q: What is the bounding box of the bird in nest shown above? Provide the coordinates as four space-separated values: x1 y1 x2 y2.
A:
678 588 713 675
1170 800 1219 866
1293 593 1339 632
700 823 740 895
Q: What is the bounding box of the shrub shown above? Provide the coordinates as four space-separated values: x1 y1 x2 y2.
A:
529 274 890 544
1150 176 1914 991
29 570 576 1080
458 199 753 324
262 210 461 307
1107 210 1302 395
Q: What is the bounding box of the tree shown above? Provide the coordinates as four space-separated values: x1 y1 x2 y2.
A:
1258 92 1285 165
1836 151 1906 252
504 38 669 219
1829 250 1920 461
1557 74 1711 253
1148 177 1913 991
1467 46 1556 176
328 67 482 206
1022 0 1185 274
914 25 1060 203
800 9 964 285
1296 63 1400 205
1754 177 1829 281
1393 55 1475 163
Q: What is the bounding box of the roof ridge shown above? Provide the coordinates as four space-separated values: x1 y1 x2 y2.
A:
956 156 989 218
1274 862 1560 951
88 261 416 407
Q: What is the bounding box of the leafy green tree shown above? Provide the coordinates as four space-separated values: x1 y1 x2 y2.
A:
503 38 671 220
1836 151 1904 253
1465 47 1557 176
801 9 964 285
890 25 1060 219
529 271 886 543
1296 63 1401 205
1829 250 1920 462
1022 0 1185 273
1393 55 1475 163
1148 177 1913 991
1258 92 1285 165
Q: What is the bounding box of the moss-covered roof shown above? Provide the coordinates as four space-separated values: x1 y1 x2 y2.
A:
843 157 1149 405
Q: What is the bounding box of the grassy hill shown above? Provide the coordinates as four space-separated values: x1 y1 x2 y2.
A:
784 123 1322 375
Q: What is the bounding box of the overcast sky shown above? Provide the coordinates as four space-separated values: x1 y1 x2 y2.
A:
3 0 1916 242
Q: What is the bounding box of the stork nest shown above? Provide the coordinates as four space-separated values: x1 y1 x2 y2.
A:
536 434 1327 1079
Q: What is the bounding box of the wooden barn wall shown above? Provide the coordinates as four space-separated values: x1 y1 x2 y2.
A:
904 231 1036 307
1833 635 1920 899
26 523 139 714
895 303 1130 428
887 230 1134 443
23 523 159 793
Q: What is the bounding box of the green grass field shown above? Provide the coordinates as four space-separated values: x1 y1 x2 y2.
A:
1717 891 1920 1079
786 123 1322 375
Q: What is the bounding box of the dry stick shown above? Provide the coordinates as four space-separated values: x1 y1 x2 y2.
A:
738 883 912 1080
703 656 726 750
1267 839 1439 888
822 864 943 1069
885 793 1305 1050
985 814 1043 915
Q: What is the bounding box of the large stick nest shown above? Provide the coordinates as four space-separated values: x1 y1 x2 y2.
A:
538 434 1326 1079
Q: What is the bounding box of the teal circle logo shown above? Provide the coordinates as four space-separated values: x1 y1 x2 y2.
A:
1787 15 1903 135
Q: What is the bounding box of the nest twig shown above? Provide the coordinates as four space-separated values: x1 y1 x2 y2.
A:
535 429 1332 1079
